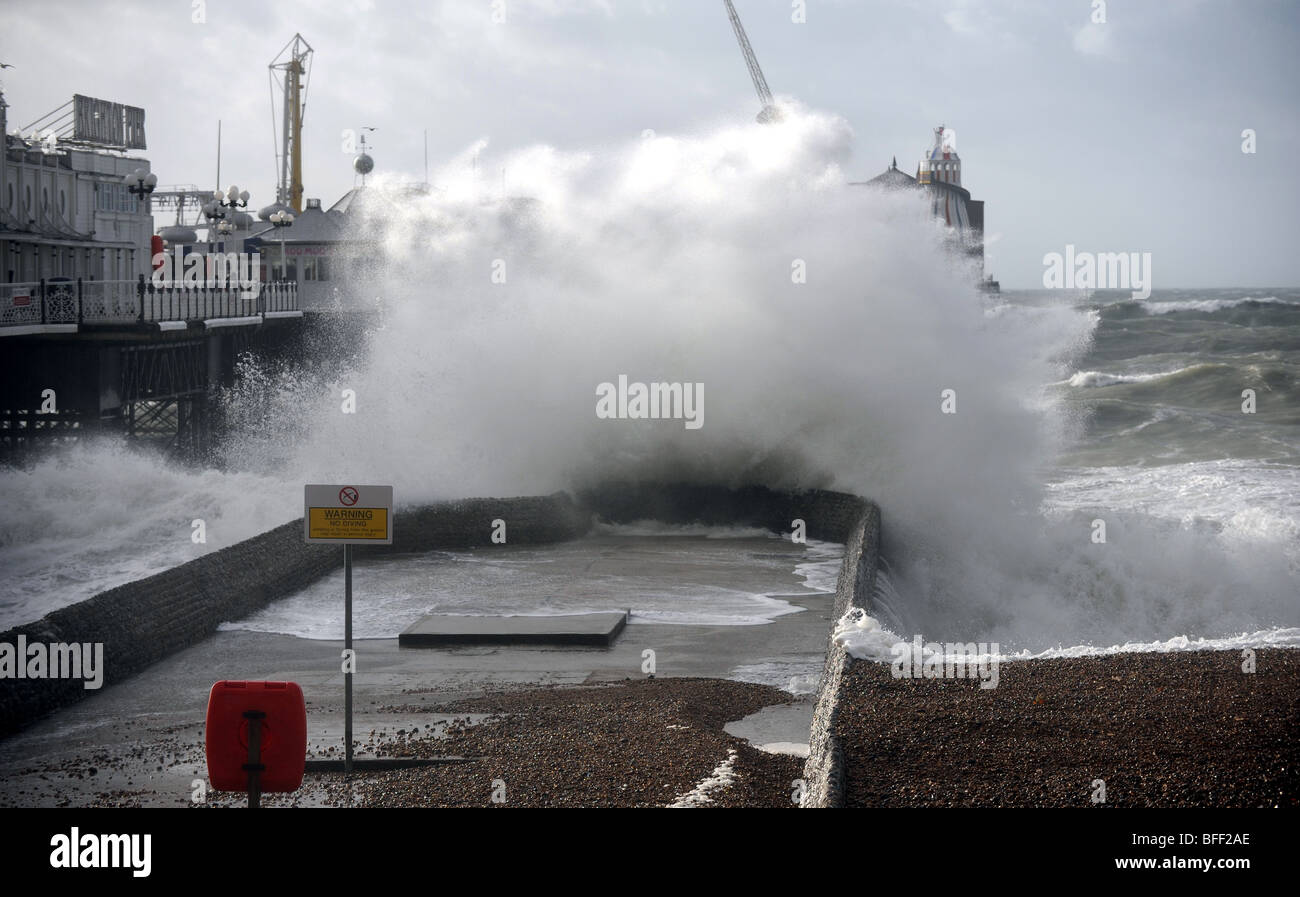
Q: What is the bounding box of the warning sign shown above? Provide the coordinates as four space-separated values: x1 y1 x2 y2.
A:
304 484 393 545
308 507 389 540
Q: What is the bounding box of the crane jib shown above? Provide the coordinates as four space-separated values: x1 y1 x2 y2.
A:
723 0 777 112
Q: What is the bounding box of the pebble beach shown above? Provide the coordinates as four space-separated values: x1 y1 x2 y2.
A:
835 648 1300 808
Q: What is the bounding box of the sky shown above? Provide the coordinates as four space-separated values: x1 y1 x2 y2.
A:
1 0 1298 288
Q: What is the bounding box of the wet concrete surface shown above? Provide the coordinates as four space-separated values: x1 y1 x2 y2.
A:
0 537 837 807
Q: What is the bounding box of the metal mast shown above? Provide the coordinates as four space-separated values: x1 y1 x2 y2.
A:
722 0 781 123
269 34 313 212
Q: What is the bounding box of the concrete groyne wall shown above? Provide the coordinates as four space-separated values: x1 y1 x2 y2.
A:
800 501 881 808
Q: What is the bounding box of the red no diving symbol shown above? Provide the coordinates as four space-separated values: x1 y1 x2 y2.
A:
339 486 359 506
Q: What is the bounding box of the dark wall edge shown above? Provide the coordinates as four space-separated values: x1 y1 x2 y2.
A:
800 502 881 807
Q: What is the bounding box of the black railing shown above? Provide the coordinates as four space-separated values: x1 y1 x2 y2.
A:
0 278 299 329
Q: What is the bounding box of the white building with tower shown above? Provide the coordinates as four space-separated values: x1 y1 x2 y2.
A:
0 90 155 286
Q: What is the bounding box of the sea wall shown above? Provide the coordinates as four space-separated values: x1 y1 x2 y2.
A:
577 482 867 542
0 492 591 738
800 501 881 808
0 483 876 742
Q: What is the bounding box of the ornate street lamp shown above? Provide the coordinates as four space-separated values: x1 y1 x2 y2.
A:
124 168 158 206
123 169 158 282
218 185 250 211
204 185 249 248
269 210 294 283
201 199 225 260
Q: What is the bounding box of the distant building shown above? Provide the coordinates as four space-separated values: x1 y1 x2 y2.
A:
243 183 429 311
245 198 345 309
0 90 154 285
853 125 995 289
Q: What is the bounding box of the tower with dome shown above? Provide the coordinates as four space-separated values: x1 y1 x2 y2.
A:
852 124 997 292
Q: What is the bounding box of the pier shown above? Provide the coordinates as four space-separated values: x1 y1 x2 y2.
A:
0 277 302 459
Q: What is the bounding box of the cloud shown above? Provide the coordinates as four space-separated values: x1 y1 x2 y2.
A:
943 7 980 35
940 0 1018 46
1072 23 1112 55
943 3 985 36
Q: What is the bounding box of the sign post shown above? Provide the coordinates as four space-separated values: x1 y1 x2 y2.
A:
304 484 393 774
344 543 352 773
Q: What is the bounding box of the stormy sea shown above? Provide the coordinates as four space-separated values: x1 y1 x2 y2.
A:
1 111 1296 659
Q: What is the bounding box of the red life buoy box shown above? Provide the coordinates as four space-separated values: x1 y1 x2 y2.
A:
205 680 307 793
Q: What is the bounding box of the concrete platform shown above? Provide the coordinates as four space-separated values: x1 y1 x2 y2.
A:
399 612 629 647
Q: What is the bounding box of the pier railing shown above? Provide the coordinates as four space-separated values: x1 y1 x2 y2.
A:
0 278 299 330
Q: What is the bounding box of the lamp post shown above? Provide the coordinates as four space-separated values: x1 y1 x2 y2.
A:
219 185 251 212
204 185 249 251
201 199 224 259
124 169 157 280
124 168 158 205
217 185 249 247
269 210 294 284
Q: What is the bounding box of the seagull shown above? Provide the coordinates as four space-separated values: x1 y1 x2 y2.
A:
0 63 13 69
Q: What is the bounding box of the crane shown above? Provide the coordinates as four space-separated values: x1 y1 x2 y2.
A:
268 34 314 213
722 0 782 123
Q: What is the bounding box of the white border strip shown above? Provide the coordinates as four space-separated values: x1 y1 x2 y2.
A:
203 315 263 329
0 324 79 337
